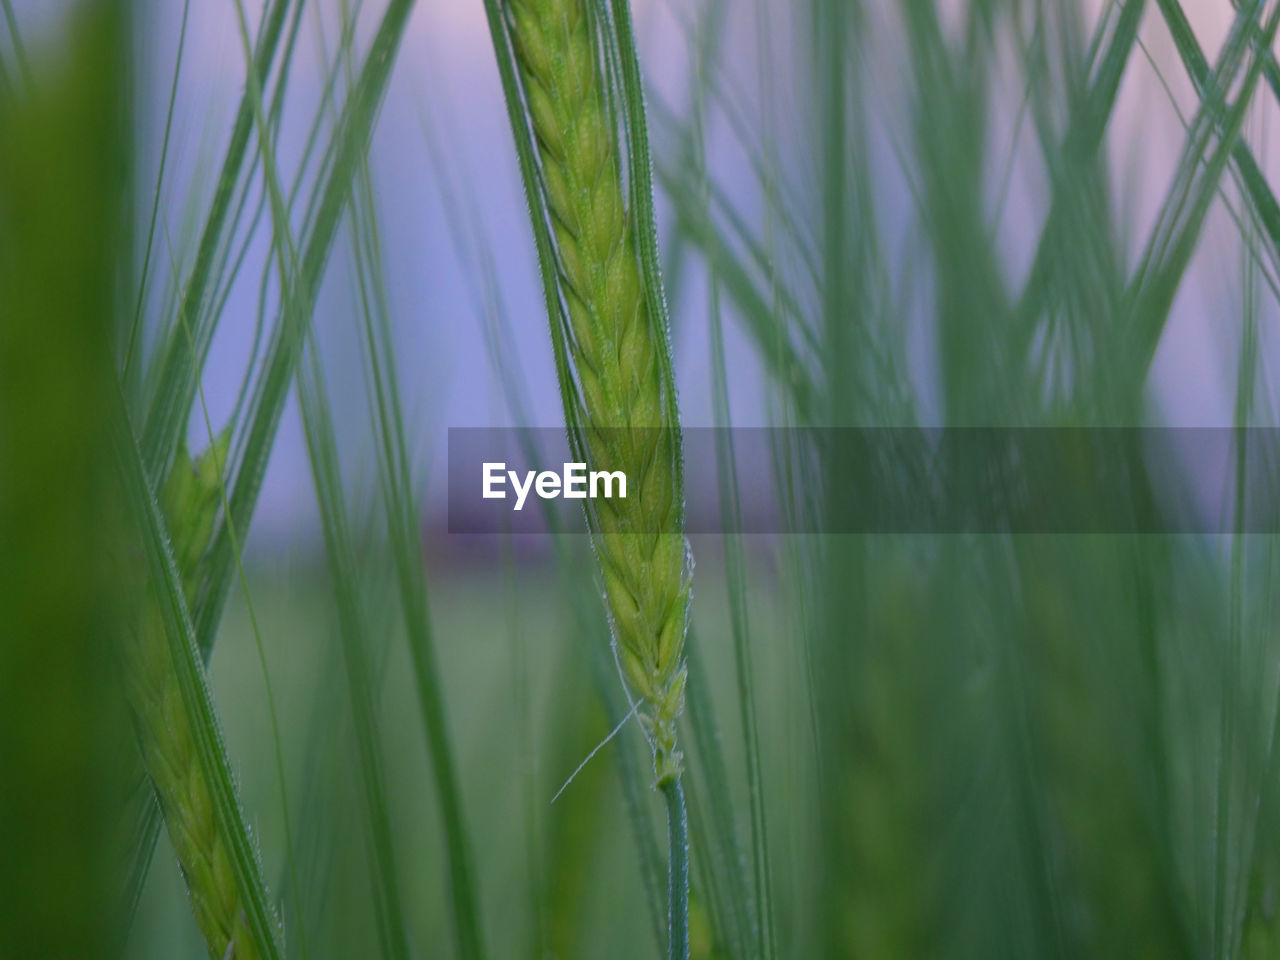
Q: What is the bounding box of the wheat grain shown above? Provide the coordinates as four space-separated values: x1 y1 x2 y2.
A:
505 0 691 786
123 434 274 960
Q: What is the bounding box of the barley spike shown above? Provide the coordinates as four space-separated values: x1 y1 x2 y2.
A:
123 434 278 960
506 0 691 784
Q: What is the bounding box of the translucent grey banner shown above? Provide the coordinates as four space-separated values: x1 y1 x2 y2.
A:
447 428 1280 534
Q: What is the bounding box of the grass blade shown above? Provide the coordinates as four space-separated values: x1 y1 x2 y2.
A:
346 130 489 960
0 7 130 951
194 0 414 658
1129 0 1280 376
139 0 293 480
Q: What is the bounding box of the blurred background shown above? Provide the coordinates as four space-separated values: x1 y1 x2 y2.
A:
5 0 1280 957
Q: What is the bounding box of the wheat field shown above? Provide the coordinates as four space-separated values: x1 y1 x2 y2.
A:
5 0 1280 958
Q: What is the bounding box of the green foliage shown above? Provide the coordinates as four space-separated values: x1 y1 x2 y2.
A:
11 0 1280 958
0 4 130 955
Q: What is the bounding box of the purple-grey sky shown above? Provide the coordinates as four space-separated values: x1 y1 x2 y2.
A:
9 0 1276 544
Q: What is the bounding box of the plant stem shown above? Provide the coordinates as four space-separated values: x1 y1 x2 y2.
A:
662 777 690 960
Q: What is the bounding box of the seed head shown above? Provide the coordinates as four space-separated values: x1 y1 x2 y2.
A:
124 433 280 960
507 0 690 782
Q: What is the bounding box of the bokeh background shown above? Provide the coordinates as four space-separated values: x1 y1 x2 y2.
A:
6 0 1280 957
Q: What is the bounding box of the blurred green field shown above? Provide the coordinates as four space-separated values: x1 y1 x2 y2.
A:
124 553 797 958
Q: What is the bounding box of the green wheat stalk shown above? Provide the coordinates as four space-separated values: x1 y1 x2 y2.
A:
482 0 692 954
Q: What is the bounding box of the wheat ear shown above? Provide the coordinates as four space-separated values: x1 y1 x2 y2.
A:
123 435 275 960
505 0 691 786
